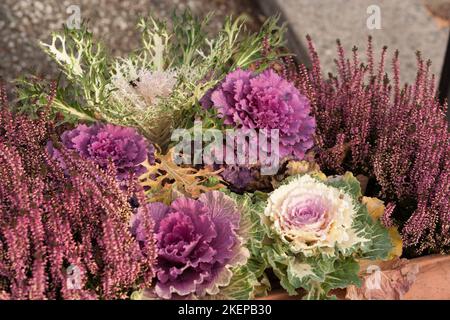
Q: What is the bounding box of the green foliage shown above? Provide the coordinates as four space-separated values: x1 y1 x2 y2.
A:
214 266 262 300
15 76 97 124
41 25 111 119
28 10 286 150
215 191 271 299
327 173 392 260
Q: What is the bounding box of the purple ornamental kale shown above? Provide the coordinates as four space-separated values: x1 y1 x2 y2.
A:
131 191 249 299
204 68 316 160
219 165 256 192
61 122 154 180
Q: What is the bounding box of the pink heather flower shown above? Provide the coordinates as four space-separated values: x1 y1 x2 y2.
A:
203 68 316 161
61 123 155 180
0 87 156 299
131 191 249 299
292 36 450 254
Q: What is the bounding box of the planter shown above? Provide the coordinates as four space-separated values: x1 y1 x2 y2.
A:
402 255 450 299
259 255 450 300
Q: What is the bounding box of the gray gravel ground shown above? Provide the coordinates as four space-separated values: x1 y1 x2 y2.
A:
0 0 265 82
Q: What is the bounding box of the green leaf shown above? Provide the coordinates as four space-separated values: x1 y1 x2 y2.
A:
262 246 298 295
326 172 362 200
349 199 392 261
216 191 271 299
321 257 361 292
216 266 261 300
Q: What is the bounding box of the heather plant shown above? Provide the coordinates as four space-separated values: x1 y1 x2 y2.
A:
0 87 156 299
288 36 450 255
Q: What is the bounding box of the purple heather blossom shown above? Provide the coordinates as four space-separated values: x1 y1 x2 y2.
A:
0 93 156 300
60 123 154 180
203 68 316 161
131 191 249 299
294 36 450 254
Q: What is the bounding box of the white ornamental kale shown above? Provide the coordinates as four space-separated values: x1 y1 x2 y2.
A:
109 60 178 110
260 172 393 299
264 174 367 257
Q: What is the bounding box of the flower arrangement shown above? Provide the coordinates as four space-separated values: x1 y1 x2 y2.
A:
2 10 449 300
26 12 285 149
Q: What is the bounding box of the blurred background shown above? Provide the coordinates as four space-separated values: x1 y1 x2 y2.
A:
0 0 449 103
0 0 265 82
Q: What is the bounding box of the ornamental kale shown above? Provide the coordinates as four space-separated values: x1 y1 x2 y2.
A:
204 68 316 161
60 122 155 181
260 171 393 299
131 191 249 299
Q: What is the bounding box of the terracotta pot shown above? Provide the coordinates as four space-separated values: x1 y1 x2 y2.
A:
259 255 450 300
403 255 450 299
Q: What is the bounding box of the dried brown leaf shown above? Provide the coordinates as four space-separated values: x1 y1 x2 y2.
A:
139 148 224 203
